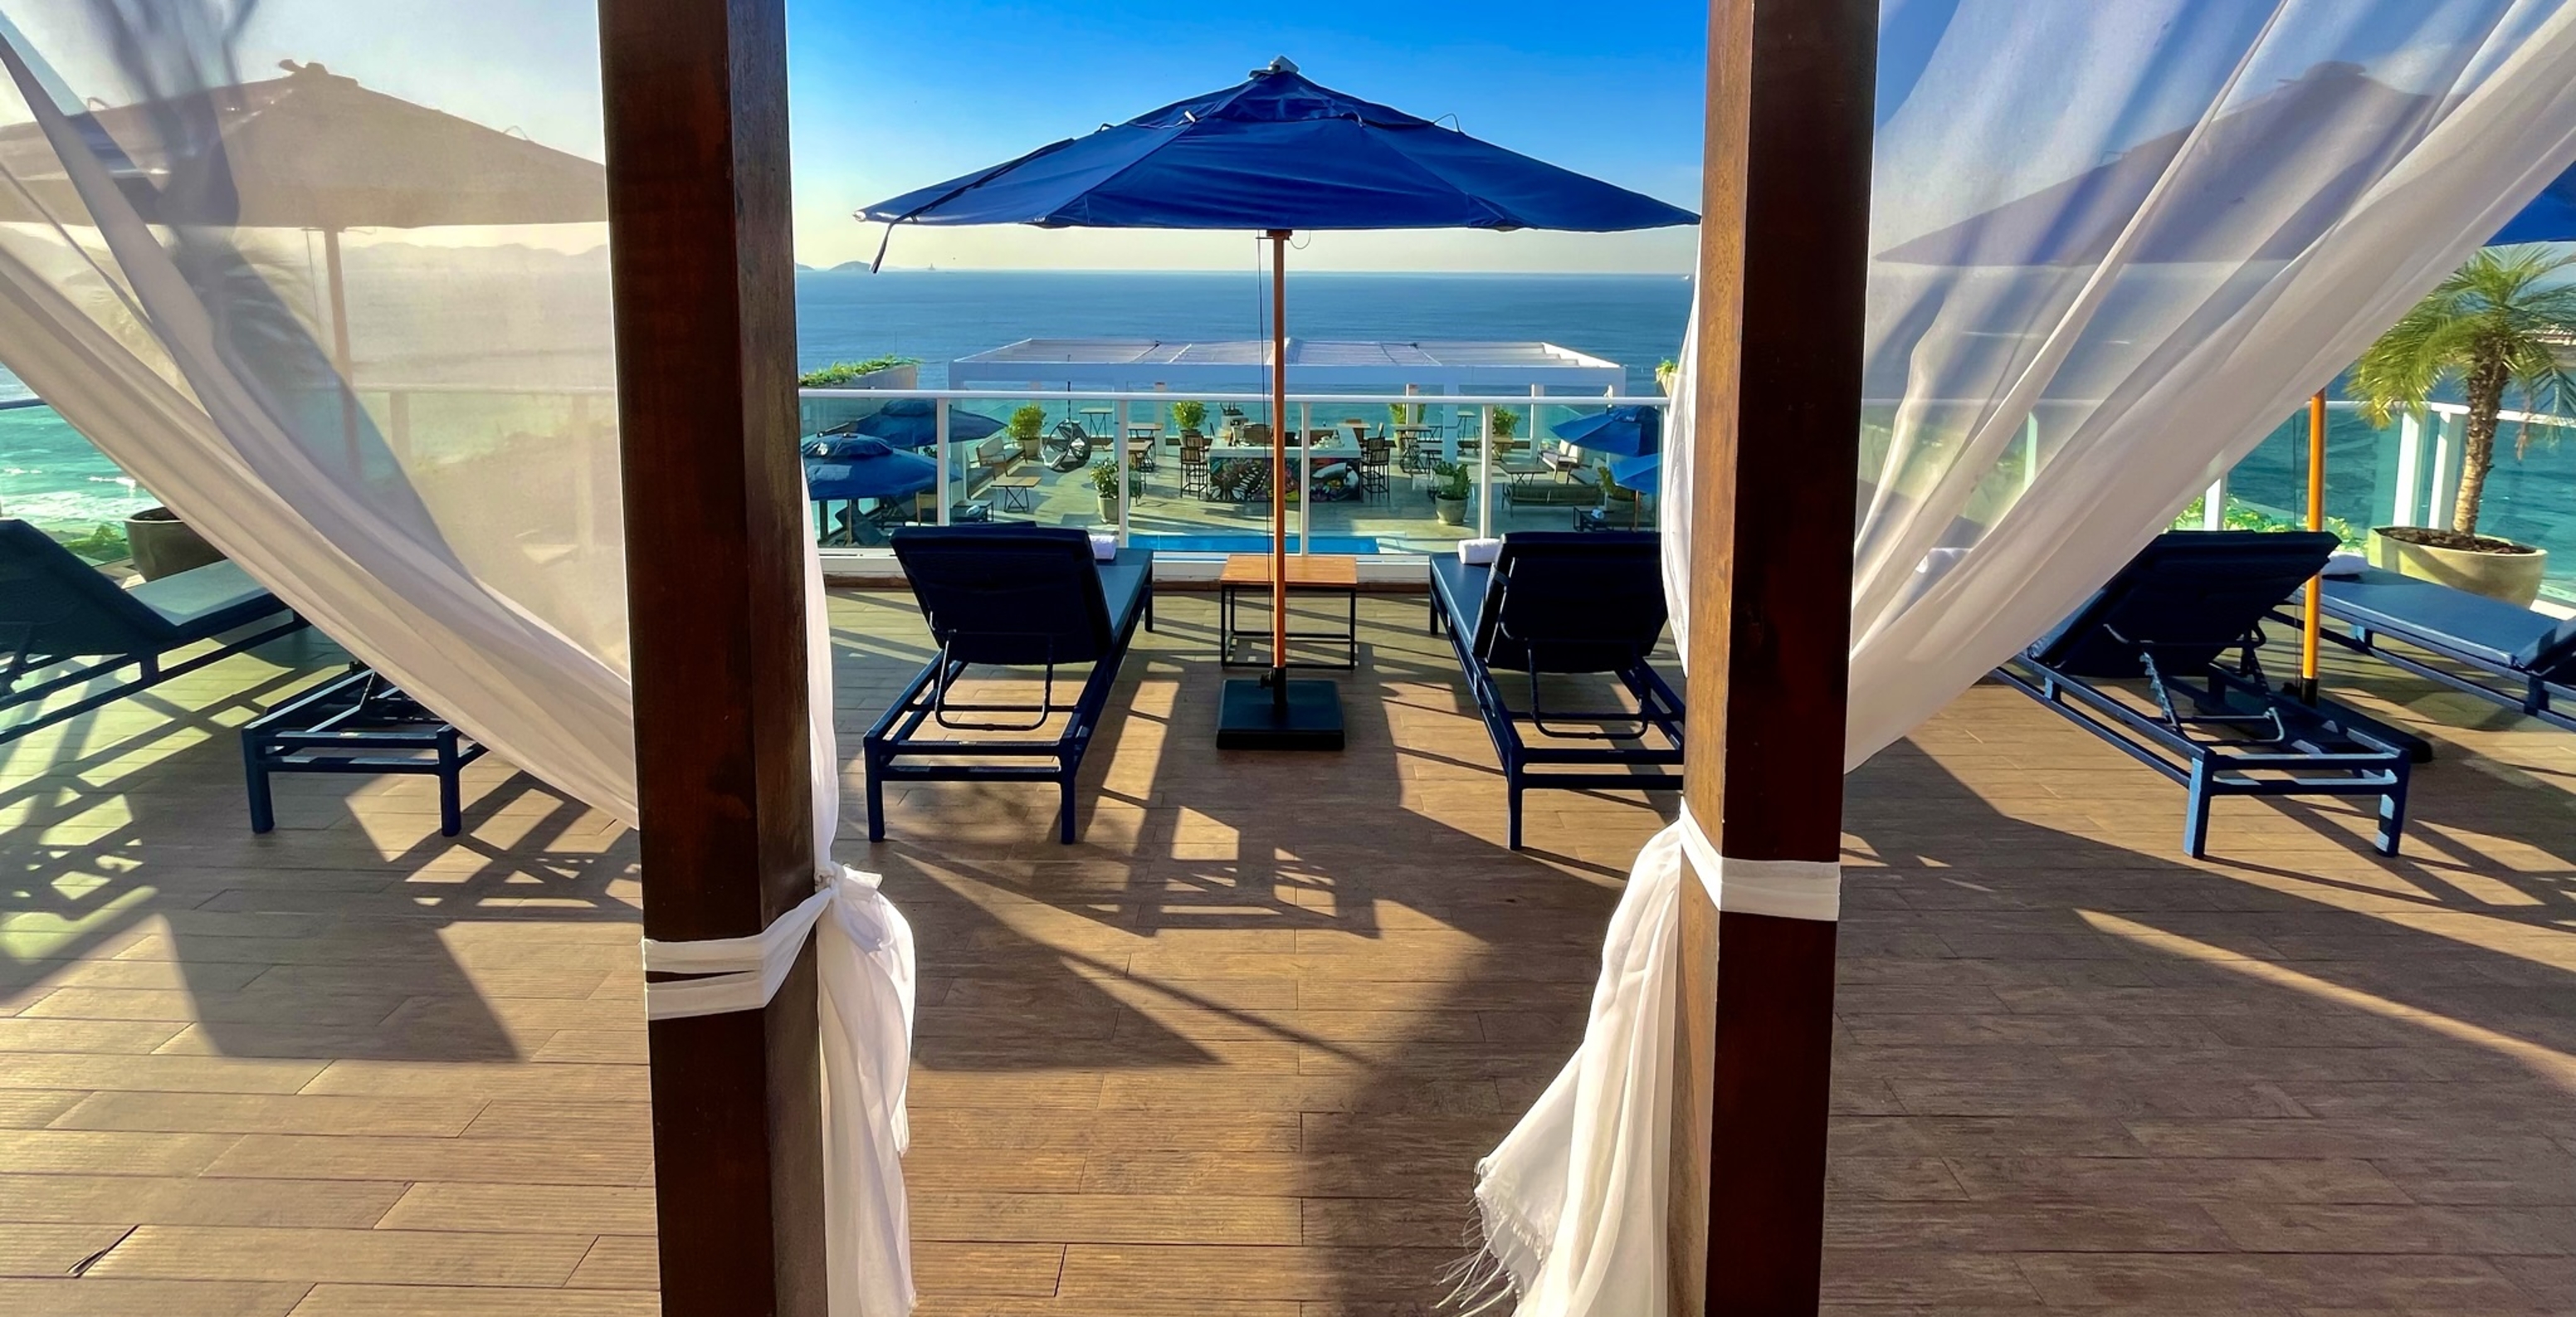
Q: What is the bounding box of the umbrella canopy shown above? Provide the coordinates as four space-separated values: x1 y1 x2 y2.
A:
803 437 939 502
839 398 1005 450
1551 404 1662 458
860 58 1695 236
858 57 1693 744
1608 451 1659 492
0 60 605 229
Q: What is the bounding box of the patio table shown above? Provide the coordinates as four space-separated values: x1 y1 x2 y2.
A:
1218 553 1360 669
990 473 1041 514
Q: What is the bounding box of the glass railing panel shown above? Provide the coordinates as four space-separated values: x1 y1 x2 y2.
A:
0 401 156 561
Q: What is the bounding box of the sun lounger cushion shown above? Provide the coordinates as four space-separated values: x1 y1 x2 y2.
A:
0 519 281 657
893 526 1140 667
2028 530 2339 678
1432 530 1664 674
2320 568 2576 676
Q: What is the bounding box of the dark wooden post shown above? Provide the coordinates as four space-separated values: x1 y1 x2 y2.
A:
1667 1 1877 1314
597 1 827 1314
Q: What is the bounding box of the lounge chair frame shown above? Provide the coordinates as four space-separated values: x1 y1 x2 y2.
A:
1996 533 2412 858
2298 583 2574 734
865 530 1153 844
1428 534 1684 850
242 666 486 837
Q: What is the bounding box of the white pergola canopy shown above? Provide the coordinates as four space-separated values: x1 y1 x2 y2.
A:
947 338 1627 393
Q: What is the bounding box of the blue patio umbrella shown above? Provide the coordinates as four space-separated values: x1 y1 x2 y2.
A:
842 398 1005 450
1551 404 1662 458
858 57 1695 748
1608 451 1660 492
803 436 940 502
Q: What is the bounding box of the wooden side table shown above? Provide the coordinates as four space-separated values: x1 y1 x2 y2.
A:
1218 553 1360 669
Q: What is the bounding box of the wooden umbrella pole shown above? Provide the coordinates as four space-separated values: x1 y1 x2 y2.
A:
1269 228 1291 694
2298 388 2327 703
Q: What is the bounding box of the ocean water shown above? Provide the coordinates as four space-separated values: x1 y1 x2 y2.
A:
793 270 1693 393
0 270 1695 538
5 270 2571 601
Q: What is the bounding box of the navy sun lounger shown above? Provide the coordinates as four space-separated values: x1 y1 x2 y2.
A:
1996 531 2411 858
1428 531 1683 850
866 526 1152 844
2305 567 2576 733
0 519 305 745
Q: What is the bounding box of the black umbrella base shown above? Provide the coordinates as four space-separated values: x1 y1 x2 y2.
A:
1217 676 1344 751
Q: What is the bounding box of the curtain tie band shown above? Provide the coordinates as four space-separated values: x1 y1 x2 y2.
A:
639 866 848 1022
1677 806 1842 923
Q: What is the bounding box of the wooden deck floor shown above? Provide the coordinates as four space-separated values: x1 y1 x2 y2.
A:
1 588 2569 1315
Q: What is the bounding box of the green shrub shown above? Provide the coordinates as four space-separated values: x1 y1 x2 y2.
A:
1009 404 1048 440
1428 459 1472 501
1170 400 1208 432
797 356 918 388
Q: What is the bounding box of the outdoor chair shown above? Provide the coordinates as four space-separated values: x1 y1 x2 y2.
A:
0 519 308 745
866 526 1154 844
1995 530 2412 858
1178 434 1212 497
2288 566 2575 734
1428 531 1684 849
1359 437 1393 500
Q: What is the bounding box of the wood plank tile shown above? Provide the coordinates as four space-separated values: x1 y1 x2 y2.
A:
202 1134 650 1187
0 1278 307 1317
46 1092 485 1138
2013 1251 2535 1310
1052 1244 1457 1303
0 1129 240 1176
0 1222 133 1278
2205 1201 2576 1256
377 1183 656 1236
286 1286 658 1317
85 1225 593 1286
0 1173 403 1228
563 1235 655 1290
910 1192 1298 1245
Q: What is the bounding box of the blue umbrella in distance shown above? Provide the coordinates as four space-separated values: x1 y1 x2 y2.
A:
803 436 939 502
1608 451 1660 492
838 398 1006 450
857 56 1695 746
1551 404 1662 457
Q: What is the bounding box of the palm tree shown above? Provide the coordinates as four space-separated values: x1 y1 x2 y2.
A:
2353 247 2576 542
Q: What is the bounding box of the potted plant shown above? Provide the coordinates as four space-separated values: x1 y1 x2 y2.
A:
124 505 226 581
2353 247 2576 606
1009 403 1048 461
1428 459 1472 526
1089 456 1142 521
1171 399 1208 439
1656 358 1679 394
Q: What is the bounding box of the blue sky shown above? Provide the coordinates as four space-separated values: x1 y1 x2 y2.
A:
787 0 1709 271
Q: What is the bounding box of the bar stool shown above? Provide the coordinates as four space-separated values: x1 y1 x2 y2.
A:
1359 436 1393 500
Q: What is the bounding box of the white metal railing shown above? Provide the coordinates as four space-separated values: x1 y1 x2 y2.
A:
800 386 1671 547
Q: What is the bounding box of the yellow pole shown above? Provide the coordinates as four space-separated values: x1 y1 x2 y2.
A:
2300 389 2326 702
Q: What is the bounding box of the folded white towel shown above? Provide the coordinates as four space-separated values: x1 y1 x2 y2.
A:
2321 551 2369 578
1459 538 1503 566
1090 532 1119 563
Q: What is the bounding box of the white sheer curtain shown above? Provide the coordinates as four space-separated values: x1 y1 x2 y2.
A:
1474 2 2576 1313
0 5 913 1313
